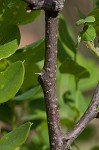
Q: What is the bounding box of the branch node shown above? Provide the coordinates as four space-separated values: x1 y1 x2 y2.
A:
23 0 65 11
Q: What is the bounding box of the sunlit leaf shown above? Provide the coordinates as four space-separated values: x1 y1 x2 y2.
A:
0 61 25 103
76 16 95 25
80 25 96 41
0 40 19 60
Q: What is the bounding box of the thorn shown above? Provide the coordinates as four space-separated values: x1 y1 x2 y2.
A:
35 72 42 75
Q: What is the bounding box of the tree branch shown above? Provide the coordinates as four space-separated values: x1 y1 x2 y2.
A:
38 11 63 149
64 83 99 148
23 1 99 149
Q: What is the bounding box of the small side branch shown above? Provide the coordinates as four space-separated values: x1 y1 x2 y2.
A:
64 83 99 148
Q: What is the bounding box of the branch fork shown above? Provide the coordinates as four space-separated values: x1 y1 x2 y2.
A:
23 0 99 149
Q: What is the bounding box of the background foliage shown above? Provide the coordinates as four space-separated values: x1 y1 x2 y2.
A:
0 0 99 150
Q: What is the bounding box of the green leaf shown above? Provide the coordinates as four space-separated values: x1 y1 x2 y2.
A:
9 38 45 63
63 90 74 104
0 103 13 124
91 146 99 150
0 59 8 72
0 24 20 45
0 24 20 60
94 24 99 34
59 59 90 80
8 39 44 91
0 40 19 60
76 16 95 25
77 54 99 91
80 25 96 41
0 122 31 150
0 0 40 25
0 61 25 103
96 0 99 7
75 90 87 114
60 118 74 128
77 125 94 141
29 98 45 112
89 8 99 25
57 38 71 63
58 15 76 54
13 85 40 101
20 63 41 92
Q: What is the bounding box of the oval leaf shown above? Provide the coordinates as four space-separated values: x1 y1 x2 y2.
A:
0 40 19 60
0 122 31 150
76 16 95 25
0 61 25 103
80 25 96 41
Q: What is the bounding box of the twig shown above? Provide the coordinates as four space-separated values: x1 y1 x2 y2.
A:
86 41 99 57
64 83 99 148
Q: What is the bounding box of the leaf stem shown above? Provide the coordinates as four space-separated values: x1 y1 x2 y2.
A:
86 41 99 57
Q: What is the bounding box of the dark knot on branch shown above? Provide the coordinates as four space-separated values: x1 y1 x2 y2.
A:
23 0 65 11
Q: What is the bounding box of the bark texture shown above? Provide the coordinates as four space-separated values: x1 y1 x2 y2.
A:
38 11 63 149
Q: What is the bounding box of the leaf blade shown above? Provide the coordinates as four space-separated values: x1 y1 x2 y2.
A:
0 61 25 103
0 122 31 150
